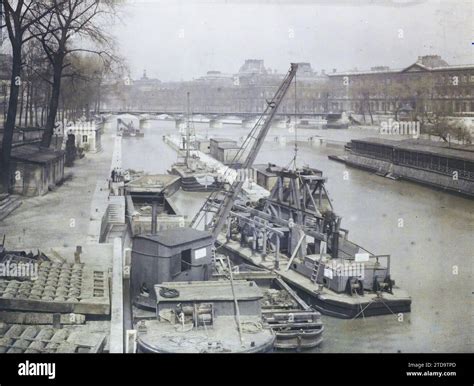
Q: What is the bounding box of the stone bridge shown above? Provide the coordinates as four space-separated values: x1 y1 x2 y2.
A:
99 110 345 130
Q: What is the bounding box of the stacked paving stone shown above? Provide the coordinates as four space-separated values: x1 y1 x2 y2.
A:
0 323 106 353
0 252 110 353
0 256 110 315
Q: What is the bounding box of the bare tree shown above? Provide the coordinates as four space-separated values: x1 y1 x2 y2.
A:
0 0 54 193
60 53 113 122
32 0 118 148
350 78 381 124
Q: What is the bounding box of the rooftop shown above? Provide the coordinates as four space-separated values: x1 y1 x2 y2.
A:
210 137 237 143
328 55 474 77
136 228 212 248
155 280 263 302
351 137 474 162
11 145 65 164
238 59 267 75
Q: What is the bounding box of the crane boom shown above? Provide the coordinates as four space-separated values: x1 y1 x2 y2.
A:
191 63 299 240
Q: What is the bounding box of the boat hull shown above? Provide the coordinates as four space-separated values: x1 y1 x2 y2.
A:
137 334 275 353
295 286 411 319
218 238 411 319
274 328 324 351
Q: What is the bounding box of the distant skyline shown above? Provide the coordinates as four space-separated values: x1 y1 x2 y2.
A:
112 0 472 81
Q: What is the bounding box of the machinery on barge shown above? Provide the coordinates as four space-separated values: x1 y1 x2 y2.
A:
215 164 411 318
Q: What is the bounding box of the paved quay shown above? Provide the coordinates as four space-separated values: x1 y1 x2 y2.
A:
0 128 116 254
0 123 122 353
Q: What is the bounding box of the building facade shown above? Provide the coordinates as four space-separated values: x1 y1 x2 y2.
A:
102 56 474 118
328 55 474 116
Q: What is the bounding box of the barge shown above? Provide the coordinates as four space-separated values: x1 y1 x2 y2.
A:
169 161 222 192
135 280 275 353
124 173 184 236
338 137 474 197
217 165 411 319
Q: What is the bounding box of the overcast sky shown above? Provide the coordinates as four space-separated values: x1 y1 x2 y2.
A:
112 0 473 81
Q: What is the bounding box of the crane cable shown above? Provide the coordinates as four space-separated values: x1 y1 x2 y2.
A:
286 71 298 171
293 70 298 170
191 66 297 230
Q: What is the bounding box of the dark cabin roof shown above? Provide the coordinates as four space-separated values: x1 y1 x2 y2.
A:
11 145 65 164
210 137 237 143
136 228 212 247
156 280 263 302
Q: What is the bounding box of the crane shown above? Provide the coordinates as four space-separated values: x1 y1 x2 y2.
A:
191 63 299 241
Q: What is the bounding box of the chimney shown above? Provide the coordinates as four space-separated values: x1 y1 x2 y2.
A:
321 69 326 75
332 68 337 73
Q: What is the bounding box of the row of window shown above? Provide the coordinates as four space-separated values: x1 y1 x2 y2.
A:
353 144 474 180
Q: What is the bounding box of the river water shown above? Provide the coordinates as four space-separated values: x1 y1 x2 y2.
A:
120 119 473 353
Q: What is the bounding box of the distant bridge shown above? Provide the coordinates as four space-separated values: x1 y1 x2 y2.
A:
98 109 343 119
98 110 345 129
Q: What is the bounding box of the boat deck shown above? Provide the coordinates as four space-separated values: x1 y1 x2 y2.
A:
137 316 275 353
217 235 411 318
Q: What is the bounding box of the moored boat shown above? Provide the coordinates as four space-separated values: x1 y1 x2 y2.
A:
135 280 275 353
214 262 324 351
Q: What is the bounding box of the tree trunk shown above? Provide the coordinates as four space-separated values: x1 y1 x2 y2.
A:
29 82 34 127
0 43 22 193
18 82 24 127
24 80 30 127
41 56 64 148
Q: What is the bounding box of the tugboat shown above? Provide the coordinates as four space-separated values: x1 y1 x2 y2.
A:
217 165 411 319
135 280 275 353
